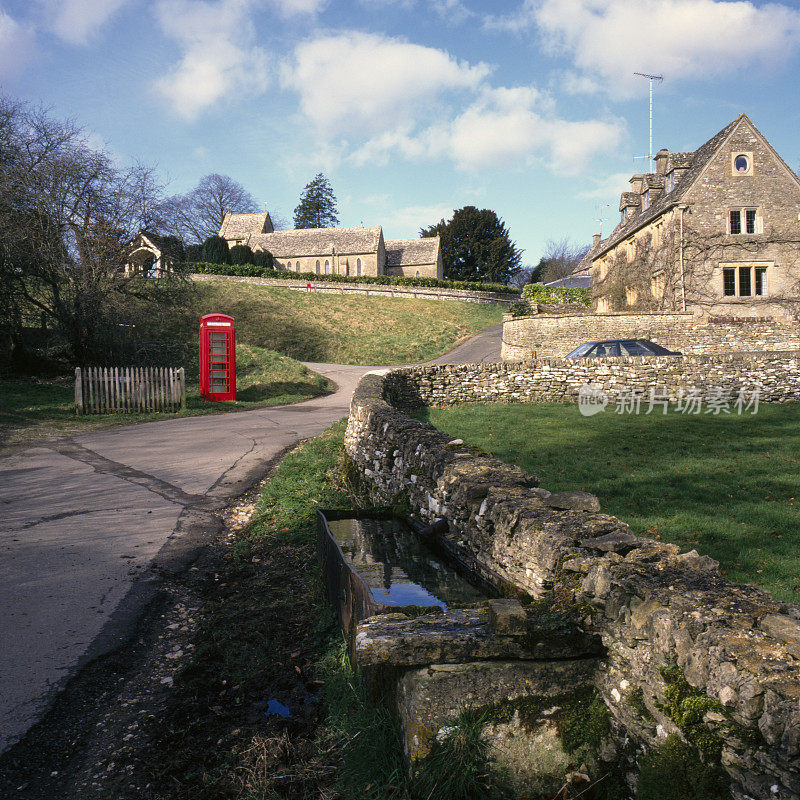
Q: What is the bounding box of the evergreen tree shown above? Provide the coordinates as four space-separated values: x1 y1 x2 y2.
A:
253 249 274 269
202 235 229 264
293 173 339 229
229 244 255 265
421 206 522 284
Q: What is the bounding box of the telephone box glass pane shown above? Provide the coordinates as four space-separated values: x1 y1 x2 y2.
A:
211 370 228 377
211 347 227 355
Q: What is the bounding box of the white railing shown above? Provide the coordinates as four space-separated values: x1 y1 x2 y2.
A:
75 366 186 415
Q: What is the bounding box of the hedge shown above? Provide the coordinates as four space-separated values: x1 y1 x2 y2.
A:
521 283 592 306
189 262 520 295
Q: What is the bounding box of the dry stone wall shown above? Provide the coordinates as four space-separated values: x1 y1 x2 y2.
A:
344 369 800 800
383 353 800 406
502 311 800 360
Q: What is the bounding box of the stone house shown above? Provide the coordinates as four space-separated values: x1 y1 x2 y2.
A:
219 214 443 279
591 114 800 319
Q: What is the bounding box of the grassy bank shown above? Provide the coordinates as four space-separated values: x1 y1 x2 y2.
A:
136 422 408 799
0 344 331 445
195 281 503 365
417 402 800 604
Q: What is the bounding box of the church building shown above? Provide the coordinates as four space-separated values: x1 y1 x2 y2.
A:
218 213 443 280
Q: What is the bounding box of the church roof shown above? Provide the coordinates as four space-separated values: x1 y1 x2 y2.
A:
248 226 383 257
384 237 440 267
593 114 745 260
219 211 273 240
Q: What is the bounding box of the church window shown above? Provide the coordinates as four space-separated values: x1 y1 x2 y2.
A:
356 258 362 276
415 271 420 278
315 260 320 274
325 260 330 274
296 261 300 271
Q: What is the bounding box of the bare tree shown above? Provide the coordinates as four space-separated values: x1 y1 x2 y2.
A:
161 173 258 243
0 95 193 369
539 237 589 285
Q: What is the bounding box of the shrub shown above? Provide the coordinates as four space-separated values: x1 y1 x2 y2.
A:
185 243 202 262
522 282 592 307
252 249 273 269
202 235 229 265
188 261 521 295
508 300 532 317
229 244 255 265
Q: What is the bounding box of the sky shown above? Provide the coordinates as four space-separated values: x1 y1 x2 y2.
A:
1 0 800 264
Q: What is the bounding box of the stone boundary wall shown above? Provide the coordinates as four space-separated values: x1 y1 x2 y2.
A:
502 311 800 360
344 369 800 800
190 273 518 305
382 352 800 406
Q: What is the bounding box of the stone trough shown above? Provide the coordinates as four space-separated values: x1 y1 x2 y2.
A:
317 508 605 783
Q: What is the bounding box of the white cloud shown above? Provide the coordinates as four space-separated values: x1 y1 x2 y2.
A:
385 203 455 232
37 0 131 45
494 0 800 94
0 10 36 78
153 0 270 120
353 84 624 173
270 0 327 15
282 32 492 138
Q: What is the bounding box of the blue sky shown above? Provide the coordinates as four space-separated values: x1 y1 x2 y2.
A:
2 0 799 264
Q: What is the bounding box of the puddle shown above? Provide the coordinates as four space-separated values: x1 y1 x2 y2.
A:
326 516 485 609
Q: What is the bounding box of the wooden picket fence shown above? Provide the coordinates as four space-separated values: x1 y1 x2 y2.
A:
75 366 186 415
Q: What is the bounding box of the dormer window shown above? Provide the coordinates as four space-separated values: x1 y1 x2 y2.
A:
642 190 650 210
666 171 675 193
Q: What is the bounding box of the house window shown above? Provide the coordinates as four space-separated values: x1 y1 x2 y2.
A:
735 154 749 173
642 190 650 210
315 260 320 274
729 208 761 235
723 268 736 296
722 265 768 297
666 171 675 193
731 152 753 176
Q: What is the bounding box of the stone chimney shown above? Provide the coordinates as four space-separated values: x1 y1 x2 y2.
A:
592 233 601 247
654 149 670 175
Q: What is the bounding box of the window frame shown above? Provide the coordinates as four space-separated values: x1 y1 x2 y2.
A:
721 263 770 298
666 171 675 193
728 208 762 235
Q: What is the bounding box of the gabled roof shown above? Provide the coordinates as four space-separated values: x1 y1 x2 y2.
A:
248 226 383 258
384 237 440 267
219 211 273 240
130 230 183 260
593 114 745 260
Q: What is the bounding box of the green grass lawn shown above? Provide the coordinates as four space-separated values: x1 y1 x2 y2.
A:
0 343 331 446
196 281 503 365
416 402 800 604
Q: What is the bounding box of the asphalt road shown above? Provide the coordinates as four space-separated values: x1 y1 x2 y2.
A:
0 326 501 754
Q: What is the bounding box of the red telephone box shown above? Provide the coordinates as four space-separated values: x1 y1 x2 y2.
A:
199 313 236 401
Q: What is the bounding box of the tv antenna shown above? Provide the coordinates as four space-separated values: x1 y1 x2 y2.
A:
595 203 610 237
633 72 663 166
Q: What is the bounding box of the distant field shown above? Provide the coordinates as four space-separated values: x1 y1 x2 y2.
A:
196 281 503 365
417 402 800 604
0 344 331 446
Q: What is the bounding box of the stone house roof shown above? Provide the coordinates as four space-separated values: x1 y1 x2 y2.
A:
248 226 383 258
219 211 273 240
594 114 747 260
384 237 441 267
129 230 183 260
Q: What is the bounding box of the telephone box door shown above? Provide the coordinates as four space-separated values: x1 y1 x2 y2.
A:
199 313 236 401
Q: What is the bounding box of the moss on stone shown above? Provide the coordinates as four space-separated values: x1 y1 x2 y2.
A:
638 735 731 800
626 685 654 722
558 688 612 754
657 666 725 762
